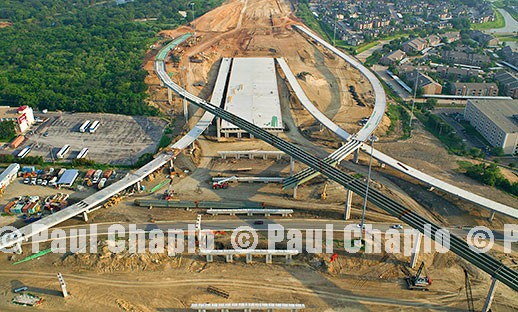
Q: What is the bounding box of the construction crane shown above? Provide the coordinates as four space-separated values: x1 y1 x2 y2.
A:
212 176 237 190
321 182 328 200
464 269 475 312
406 262 431 290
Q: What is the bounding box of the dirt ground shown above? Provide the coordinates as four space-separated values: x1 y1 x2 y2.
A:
1 0 517 310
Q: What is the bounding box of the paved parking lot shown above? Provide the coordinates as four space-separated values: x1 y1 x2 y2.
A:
15 113 167 165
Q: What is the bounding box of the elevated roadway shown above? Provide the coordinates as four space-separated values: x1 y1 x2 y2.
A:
293 25 386 142
151 76 518 290
283 26 517 219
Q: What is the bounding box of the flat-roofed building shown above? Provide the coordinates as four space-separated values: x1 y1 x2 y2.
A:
464 99 518 155
0 106 35 133
220 58 283 138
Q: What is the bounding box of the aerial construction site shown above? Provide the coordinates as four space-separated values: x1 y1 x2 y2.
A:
0 0 517 311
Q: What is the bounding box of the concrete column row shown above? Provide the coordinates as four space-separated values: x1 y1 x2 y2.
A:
205 254 293 264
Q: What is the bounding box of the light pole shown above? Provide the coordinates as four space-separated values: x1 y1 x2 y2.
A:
190 2 196 42
409 68 420 129
179 66 188 130
359 135 378 244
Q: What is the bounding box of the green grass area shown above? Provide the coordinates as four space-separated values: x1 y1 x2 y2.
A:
471 7 506 30
294 2 332 42
497 34 518 41
355 41 380 54
385 104 411 139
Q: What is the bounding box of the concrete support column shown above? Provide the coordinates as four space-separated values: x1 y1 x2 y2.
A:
249 153 254 159
14 242 22 254
488 210 496 223
482 277 498 312
244 309 251 312
250 134 254 139
237 132 242 138
169 159 174 168
236 154 240 159
206 255 213 262
183 98 188 131
410 231 423 268
197 309 206 312
265 254 272 264
225 132 228 138
353 149 359 164
265 213 270 216
344 189 353 220
290 157 294 175
293 186 297 199
225 254 233 263
277 154 281 160
286 254 292 264
217 119 221 141
136 181 141 192
167 88 173 104
83 211 88 222
246 254 253 264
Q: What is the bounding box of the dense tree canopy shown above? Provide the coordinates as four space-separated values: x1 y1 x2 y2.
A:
0 0 222 115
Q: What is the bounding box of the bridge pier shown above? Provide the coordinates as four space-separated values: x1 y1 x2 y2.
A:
482 277 498 312
167 88 173 104
225 254 233 263
410 231 422 268
344 189 353 220
136 181 141 192
353 149 359 164
246 254 253 263
285 254 292 264
217 119 221 141
83 211 88 222
265 254 272 264
293 186 297 199
206 255 214 262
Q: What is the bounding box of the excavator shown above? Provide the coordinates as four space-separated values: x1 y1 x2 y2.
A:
406 262 432 290
321 182 328 200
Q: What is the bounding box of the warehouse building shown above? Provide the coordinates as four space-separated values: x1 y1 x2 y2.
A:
220 58 283 138
464 99 518 155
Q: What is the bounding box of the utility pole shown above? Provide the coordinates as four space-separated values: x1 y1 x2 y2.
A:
409 68 420 130
190 2 196 43
359 135 378 244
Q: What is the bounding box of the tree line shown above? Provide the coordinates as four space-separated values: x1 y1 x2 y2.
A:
0 0 222 115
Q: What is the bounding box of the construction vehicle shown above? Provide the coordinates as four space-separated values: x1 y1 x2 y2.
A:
163 180 178 200
321 182 328 200
406 262 431 290
212 176 237 190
